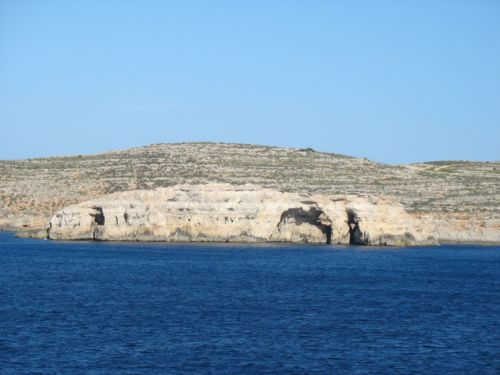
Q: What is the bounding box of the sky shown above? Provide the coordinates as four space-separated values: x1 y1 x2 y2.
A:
0 0 499 163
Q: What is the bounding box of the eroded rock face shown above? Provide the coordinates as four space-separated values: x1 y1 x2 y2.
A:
47 184 436 245
416 212 500 244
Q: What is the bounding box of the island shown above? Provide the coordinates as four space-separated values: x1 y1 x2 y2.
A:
1 143 498 245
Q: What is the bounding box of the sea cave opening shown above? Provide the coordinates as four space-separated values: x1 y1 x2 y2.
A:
347 210 361 245
278 207 332 244
324 225 332 244
92 206 105 226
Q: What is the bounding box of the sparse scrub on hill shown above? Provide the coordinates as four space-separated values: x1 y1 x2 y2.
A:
0 143 499 224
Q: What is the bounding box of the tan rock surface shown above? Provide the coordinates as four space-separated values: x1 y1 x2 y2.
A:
48 183 436 245
416 212 500 244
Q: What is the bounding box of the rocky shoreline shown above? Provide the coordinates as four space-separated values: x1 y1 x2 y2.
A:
22 183 495 246
2 143 498 246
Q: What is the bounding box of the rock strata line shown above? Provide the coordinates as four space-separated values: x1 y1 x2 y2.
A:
47 183 439 246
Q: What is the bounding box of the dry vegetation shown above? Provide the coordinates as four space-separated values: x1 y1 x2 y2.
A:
1 142 499 227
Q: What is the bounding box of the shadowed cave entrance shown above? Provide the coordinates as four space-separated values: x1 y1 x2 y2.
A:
278 207 332 244
347 210 363 245
90 207 105 226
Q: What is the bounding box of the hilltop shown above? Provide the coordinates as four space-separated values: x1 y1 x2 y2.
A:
0 142 499 232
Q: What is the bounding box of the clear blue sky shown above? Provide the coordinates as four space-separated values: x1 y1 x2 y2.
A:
1 0 499 163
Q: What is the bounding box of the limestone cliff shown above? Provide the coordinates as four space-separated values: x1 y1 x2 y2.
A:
2 143 499 246
47 183 436 246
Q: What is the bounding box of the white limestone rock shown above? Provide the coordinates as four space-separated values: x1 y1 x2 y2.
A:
48 183 436 245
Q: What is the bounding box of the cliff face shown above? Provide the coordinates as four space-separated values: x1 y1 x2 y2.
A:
416 213 500 244
1 143 499 236
48 184 436 246
2 143 499 244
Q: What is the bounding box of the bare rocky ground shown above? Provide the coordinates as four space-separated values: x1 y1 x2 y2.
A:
0 142 499 235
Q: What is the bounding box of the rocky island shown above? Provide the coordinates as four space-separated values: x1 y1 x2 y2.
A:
1 142 499 245
47 183 435 246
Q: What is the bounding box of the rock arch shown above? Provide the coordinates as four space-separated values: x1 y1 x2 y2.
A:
277 207 332 244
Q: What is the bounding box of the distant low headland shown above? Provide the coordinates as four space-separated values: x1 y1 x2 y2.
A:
1 142 499 245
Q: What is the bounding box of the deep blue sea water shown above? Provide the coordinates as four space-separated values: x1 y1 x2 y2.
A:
0 231 499 374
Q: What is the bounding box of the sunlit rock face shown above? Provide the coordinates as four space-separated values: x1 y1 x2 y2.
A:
48 183 436 246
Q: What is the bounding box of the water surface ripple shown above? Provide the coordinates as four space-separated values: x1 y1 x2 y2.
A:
0 232 499 374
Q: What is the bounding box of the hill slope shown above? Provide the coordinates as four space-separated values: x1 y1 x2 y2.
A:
0 142 499 231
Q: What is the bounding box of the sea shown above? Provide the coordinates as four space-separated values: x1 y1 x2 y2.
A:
0 231 499 374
